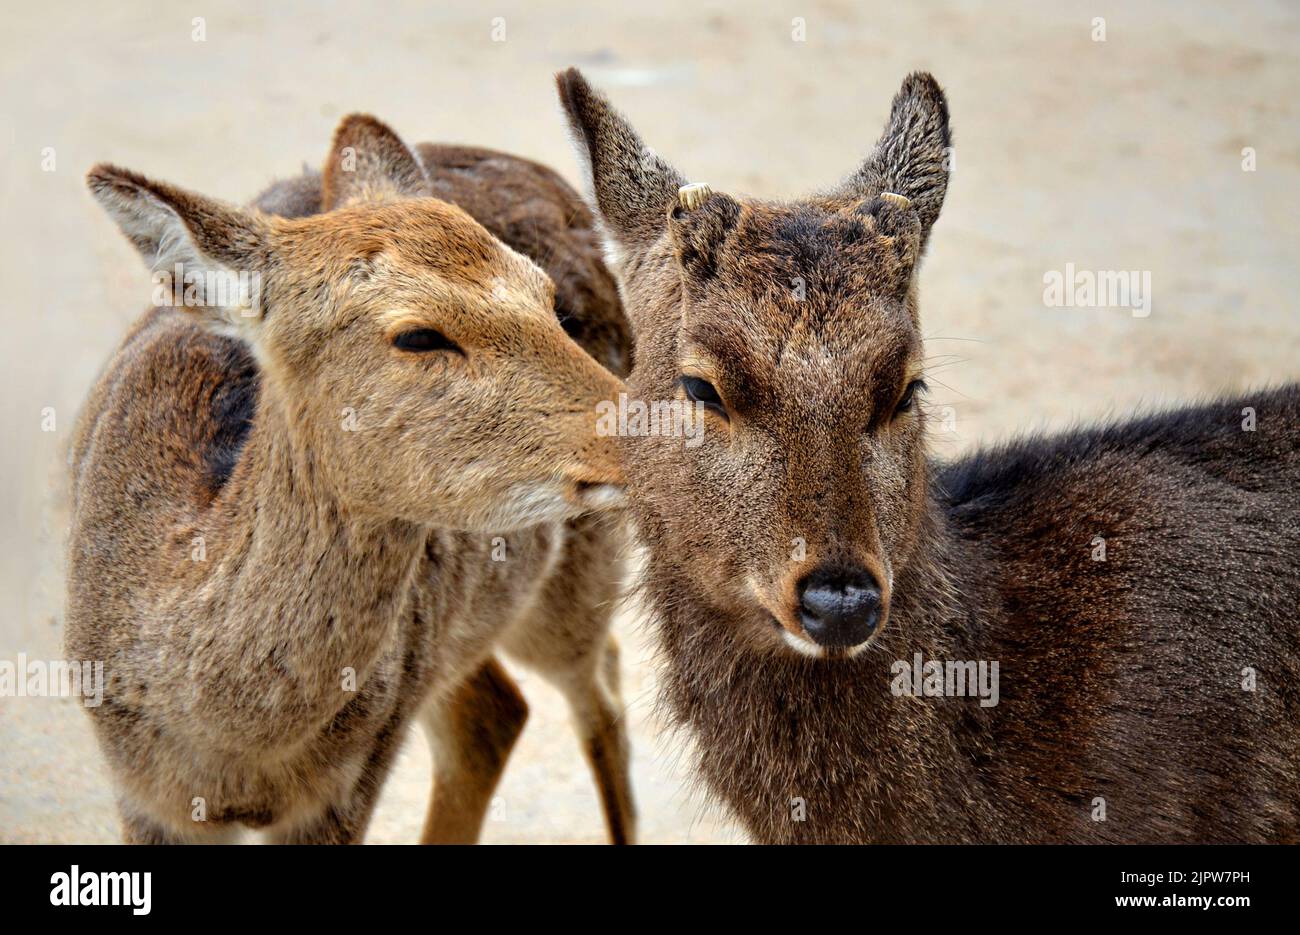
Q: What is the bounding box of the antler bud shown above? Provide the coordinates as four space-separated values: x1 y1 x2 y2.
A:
677 182 714 212
878 191 912 209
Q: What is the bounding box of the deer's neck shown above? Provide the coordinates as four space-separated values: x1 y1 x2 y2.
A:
185 381 426 697
886 494 993 662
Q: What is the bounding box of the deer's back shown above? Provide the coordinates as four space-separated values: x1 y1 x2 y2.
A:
940 384 1300 635
66 308 258 657
934 384 1300 841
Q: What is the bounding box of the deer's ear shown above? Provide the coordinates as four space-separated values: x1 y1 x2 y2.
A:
833 72 951 252
321 114 428 210
86 164 269 333
556 67 685 271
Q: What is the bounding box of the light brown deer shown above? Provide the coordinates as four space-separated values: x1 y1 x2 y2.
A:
249 129 638 844
66 114 636 844
557 68 1300 843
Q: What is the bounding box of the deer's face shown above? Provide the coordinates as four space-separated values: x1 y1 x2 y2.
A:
88 114 625 533
263 203 624 529
560 69 950 656
627 202 930 655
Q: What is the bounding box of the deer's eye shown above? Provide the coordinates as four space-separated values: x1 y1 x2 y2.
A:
393 328 463 355
894 379 926 416
680 376 728 418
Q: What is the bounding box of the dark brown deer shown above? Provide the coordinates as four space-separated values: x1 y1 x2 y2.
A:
557 67 1300 843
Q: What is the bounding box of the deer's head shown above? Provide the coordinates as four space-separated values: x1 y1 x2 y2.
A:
559 70 950 657
88 114 625 531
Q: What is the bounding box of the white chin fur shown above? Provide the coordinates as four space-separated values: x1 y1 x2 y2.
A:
780 629 874 659
577 483 625 511
480 480 621 531
781 630 827 659
479 483 573 530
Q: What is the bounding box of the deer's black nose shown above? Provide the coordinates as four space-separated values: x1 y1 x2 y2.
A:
797 566 882 648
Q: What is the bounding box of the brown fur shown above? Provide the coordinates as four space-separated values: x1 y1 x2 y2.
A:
66 113 636 843
254 143 630 376
558 67 1300 843
254 130 638 845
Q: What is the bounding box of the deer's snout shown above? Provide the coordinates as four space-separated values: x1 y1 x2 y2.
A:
797 565 884 648
562 399 627 513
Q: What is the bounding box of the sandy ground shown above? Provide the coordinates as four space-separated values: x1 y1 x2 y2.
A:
1 0 1298 844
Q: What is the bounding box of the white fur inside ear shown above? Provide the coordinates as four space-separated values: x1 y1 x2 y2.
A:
559 103 626 281
95 181 263 336
599 231 625 278
146 236 263 336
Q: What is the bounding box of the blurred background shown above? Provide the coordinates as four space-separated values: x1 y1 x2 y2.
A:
1 0 1297 843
